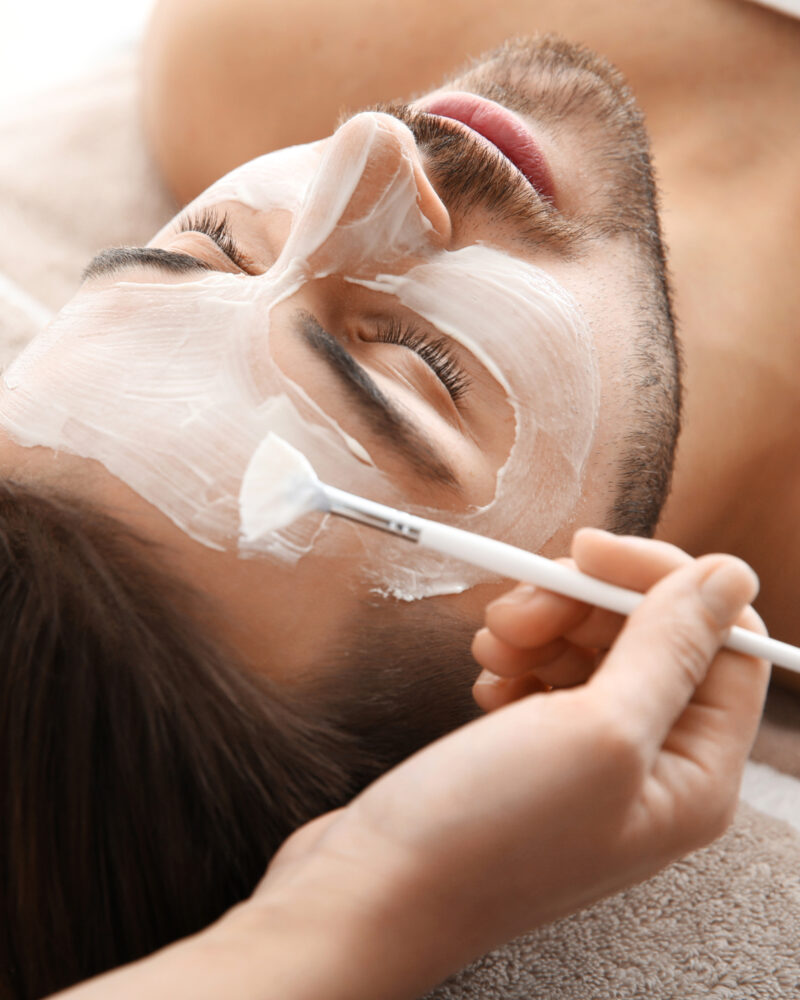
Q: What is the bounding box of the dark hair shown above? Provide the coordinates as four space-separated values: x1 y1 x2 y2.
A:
0 479 480 998
0 480 382 998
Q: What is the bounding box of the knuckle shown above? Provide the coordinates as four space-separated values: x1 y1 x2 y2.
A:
484 610 532 648
662 616 716 688
736 604 767 636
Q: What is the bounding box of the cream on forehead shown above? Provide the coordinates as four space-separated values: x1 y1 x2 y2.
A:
0 111 598 598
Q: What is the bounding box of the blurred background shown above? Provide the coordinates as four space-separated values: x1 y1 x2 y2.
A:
0 0 156 111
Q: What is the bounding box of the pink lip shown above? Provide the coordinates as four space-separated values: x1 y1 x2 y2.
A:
417 92 555 202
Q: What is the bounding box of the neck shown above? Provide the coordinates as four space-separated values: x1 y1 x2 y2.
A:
643 4 800 652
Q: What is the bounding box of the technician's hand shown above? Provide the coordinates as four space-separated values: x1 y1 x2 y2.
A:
471 527 761 709
59 530 770 1000
255 529 770 993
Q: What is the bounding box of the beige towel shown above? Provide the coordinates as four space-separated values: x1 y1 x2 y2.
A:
0 52 174 371
426 803 800 999
3 53 800 1000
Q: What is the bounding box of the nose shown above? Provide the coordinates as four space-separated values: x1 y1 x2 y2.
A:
329 111 452 247
276 111 453 281
379 113 452 244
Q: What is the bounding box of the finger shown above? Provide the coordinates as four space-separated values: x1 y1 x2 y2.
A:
484 591 658 667
571 528 694 591
556 531 693 650
485 532 694 651
665 605 770 774
472 635 597 693
472 669 550 712
531 644 599 689
560 606 627 652
589 553 760 760
485 572 593 649
653 616 770 844
693 604 770 723
472 627 568 677
472 642 599 712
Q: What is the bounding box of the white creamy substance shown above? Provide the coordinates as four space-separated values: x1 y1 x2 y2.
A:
239 432 326 542
0 112 599 599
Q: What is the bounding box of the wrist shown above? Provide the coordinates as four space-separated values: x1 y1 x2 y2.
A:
53 871 416 1000
235 845 464 1000
232 866 414 1000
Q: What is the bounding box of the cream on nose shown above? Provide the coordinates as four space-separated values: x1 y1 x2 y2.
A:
372 112 452 245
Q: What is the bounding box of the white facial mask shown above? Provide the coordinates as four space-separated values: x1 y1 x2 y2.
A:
0 112 599 598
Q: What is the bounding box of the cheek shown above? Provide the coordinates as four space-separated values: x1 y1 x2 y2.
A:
1 110 602 613
348 246 600 552
263 290 506 511
542 252 648 460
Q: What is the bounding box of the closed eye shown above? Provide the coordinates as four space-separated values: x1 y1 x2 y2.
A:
171 211 470 406
175 207 251 271
371 317 471 404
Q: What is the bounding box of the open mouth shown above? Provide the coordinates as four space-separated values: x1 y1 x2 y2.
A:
416 92 555 203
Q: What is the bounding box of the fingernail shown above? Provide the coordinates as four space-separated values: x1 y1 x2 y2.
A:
574 527 612 541
473 668 502 688
699 558 759 626
490 583 537 607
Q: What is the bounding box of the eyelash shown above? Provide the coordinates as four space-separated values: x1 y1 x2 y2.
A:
372 317 471 403
176 208 250 270
177 210 470 404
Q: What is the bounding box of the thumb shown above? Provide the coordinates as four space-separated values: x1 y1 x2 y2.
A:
589 553 759 755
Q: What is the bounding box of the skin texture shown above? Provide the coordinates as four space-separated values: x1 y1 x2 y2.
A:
33 5 781 991
142 0 800 692
55 531 770 1000
0 39 672 684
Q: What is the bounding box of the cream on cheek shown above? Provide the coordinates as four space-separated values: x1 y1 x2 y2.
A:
0 112 599 600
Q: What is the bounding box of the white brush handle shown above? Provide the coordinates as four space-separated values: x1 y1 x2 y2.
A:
323 486 800 673
419 519 798 670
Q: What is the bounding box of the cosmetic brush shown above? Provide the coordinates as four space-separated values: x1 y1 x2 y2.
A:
240 433 800 674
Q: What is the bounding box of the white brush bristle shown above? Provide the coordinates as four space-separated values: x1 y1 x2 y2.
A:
239 433 327 542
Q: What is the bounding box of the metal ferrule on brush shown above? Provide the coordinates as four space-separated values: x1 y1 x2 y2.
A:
323 485 422 542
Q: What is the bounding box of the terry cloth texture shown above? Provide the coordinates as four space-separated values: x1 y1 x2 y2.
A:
1 50 799 1000
425 802 800 1000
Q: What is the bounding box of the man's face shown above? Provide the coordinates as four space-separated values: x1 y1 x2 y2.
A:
0 38 677 681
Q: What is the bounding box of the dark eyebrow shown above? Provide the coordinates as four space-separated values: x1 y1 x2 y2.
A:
297 313 460 491
82 246 212 282
79 251 461 488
